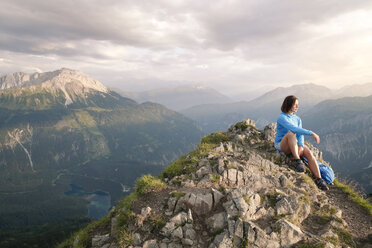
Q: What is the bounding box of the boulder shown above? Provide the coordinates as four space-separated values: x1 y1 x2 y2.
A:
182 192 213 215
211 188 224 206
181 238 194 246
264 123 277 142
275 196 299 216
171 226 183 240
161 222 176 237
277 219 304 247
234 218 244 239
143 240 159 248
209 231 233 248
223 200 239 218
245 119 256 127
207 212 227 232
223 168 240 185
279 175 288 187
233 197 249 216
244 221 279 248
137 207 152 226
227 219 235 237
170 212 188 225
183 225 196 240
198 158 210 167
159 243 168 248
196 166 212 179
217 158 225 173
167 197 178 214
167 243 183 248
92 234 110 248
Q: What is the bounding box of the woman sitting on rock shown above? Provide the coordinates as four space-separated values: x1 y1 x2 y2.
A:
275 95 329 191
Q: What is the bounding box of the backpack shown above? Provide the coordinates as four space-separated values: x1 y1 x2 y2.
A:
301 157 335 184
318 162 335 184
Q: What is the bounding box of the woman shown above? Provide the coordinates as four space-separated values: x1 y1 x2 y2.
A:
275 95 329 191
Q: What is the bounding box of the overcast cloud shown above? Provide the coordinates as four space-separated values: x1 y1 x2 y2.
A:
1 0 372 96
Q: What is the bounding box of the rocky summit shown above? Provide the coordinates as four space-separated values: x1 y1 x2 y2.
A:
0 68 108 105
66 120 372 248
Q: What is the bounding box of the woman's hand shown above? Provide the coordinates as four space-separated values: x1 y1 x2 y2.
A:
312 132 320 144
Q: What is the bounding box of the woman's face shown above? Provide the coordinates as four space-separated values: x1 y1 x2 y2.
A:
290 99 299 113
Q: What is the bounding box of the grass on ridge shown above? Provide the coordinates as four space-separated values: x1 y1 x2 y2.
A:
334 178 372 215
135 175 166 196
161 131 231 179
56 216 110 248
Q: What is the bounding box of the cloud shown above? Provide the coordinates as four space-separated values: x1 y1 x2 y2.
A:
1 0 372 94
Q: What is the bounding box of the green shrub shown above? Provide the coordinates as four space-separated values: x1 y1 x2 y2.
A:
161 155 192 179
135 174 166 196
210 173 221 183
243 195 251 205
116 192 138 228
118 230 134 247
234 121 249 131
75 230 91 248
151 214 166 233
201 131 230 145
170 191 186 199
333 227 353 247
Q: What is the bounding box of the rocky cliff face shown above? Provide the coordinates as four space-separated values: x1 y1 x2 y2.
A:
0 68 107 92
0 68 108 105
67 120 372 248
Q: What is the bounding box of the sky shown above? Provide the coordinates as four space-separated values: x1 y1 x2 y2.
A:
1 0 372 96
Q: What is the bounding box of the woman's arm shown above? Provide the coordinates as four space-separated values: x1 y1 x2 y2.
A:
277 114 312 136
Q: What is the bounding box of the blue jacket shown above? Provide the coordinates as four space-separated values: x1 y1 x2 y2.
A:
275 112 312 147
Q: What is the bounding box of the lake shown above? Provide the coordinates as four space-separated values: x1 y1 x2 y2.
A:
65 184 111 219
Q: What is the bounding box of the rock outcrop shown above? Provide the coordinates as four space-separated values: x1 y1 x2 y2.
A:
69 120 360 248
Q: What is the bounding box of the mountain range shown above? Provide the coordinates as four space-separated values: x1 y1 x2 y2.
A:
180 82 372 132
0 69 203 247
180 83 334 133
115 85 232 111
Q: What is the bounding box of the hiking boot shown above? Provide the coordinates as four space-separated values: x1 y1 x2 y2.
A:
293 159 306 173
315 178 329 191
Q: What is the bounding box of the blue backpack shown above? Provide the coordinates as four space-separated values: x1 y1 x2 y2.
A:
318 162 335 184
302 157 335 184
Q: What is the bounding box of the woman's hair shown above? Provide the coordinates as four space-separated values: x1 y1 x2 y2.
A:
281 95 298 113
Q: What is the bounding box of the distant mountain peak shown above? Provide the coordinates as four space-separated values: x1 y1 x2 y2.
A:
0 68 108 105
116 84 231 111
